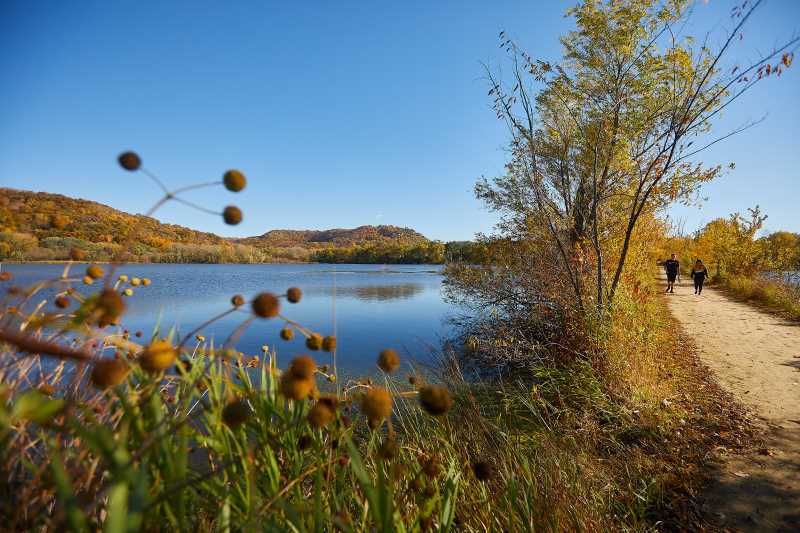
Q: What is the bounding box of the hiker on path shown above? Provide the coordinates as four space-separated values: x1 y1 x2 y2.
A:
664 253 680 293
691 259 709 295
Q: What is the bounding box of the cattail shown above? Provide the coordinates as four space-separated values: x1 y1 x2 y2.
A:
279 327 294 341
55 295 71 309
90 359 129 389
418 385 452 416
223 170 246 192
322 336 337 352
472 460 493 481
223 206 242 225
308 402 335 429
251 292 279 318
139 339 177 373
118 151 141 171
306 333 323 351
377 349 400 373
361 387 392 425
222 399 251 428
230 294 245 307
286 287 302 303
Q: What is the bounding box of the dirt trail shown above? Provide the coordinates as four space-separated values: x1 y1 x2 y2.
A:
665 279 800 531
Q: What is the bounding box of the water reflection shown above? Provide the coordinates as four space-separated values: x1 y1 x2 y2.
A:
313 283 425 301
3 263 457 372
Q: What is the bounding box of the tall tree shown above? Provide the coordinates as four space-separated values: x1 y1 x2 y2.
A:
479 0 797 314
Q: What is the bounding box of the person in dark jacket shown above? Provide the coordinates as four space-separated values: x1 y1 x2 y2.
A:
664 253 680 293
691 259 709 294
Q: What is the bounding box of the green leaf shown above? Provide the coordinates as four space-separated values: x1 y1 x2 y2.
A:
12 390 65 424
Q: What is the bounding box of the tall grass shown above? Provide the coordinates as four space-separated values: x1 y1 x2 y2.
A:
0 151 739 530
715 273 800 320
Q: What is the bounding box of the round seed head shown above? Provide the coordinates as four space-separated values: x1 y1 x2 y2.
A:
69 248 86 261
279 327 295 341
118 274 128 282
378 439 400 461
223 170 246 192
251 292 280 318
230 294 245 307
123 288 133 297
308 402 335 429
286 287 302 303
130 277 141 286
298 434 313 450
377 349 400 373
141 278 151 286
118 151 141 171
86 265 104 280
361 387 392 424
83 275 94 285
418 385 452 416
0 272 11 282
90 359 129 389
321 336 337 352
223 206 242 225
55 295 70 309
96 289 125 325
278 373 313 401
222 399 251 428
420 456 442 478
472 460 493 481
305 333 323 351
318 394 338 409
39 383 56 396
288 355 316 380
139 340 177 373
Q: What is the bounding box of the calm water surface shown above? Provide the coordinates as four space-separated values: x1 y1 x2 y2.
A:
4 263 458 373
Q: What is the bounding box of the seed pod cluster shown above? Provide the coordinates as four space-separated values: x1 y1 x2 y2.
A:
278 355 317 401
418 385 452 416
377 349 400 373
252 292 280 318
361 387 392 427
140 340 177 373
223 170 246 192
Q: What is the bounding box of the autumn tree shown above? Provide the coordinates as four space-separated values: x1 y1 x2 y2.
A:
478 0 797 314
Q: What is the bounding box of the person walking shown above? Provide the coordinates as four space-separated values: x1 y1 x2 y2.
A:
664 253 680 293
691 259 709 295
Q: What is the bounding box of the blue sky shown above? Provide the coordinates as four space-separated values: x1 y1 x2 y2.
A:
1 1 798 241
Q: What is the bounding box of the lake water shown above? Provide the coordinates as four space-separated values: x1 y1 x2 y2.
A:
3 263 459 373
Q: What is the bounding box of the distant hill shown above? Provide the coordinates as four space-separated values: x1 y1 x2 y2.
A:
0 188 229 247
236 226 428 250
0 188 431 263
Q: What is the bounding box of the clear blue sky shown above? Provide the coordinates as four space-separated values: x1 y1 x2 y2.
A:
1 1 798 241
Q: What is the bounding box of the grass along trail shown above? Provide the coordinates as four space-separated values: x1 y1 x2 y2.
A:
664 278 800 531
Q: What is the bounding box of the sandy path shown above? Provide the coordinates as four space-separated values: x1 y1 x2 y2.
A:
665 279 800 531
